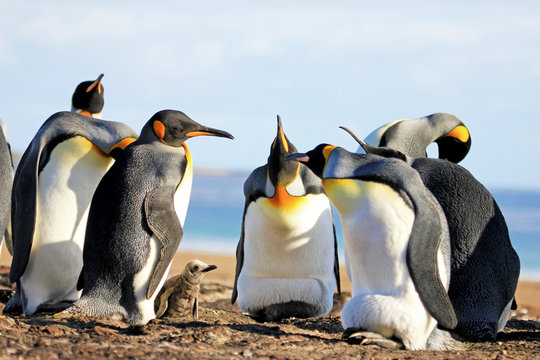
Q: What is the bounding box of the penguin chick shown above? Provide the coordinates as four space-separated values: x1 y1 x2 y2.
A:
154 260 217 320
71 74 105 118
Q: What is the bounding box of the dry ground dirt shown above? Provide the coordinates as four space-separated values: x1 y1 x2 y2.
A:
0 266 538 359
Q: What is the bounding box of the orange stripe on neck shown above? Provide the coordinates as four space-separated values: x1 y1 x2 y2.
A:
267 185 305 208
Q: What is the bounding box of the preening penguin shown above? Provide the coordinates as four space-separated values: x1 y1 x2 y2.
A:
0 118 13 256
4 112 137 315
232 116 340 321
288 145 457 350
361 113 471 163
65 110 233 325
71 74 105 118
344 127 520 342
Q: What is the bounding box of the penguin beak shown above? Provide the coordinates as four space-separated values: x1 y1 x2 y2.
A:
86 73 104 93
286 153 310 163
202 265 217 273
185 127 234 140
272 115 290 153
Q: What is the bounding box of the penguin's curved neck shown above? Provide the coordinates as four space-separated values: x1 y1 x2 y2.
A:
181 272 200 288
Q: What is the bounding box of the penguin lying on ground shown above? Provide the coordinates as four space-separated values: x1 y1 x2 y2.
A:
288 144 457 350
71 73 105 118
361 112 471 163
5 111 137 315
155 260 217 321
0 118 13 256
60 110 233 325
343 127 520 342
232 116 340 322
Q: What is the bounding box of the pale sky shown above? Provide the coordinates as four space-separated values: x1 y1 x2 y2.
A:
1 1 540 189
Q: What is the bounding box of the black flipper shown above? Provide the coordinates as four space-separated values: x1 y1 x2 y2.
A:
231 199 249 304
192 296 199 320
144 186 184 299
332 222 341 295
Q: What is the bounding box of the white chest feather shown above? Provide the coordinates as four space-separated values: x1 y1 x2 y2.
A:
21 137 114 313
323 179 415 294
242 193 335 279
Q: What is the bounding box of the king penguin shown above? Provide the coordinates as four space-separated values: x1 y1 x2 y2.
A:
71 74 105 118
344 127 520 342
360 113 471 163
231 116 340 322
63 110 233 325
0 118 14 256
5 111 137 315
288 144 457 350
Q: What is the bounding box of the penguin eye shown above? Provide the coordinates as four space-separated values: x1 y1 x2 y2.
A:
193 266 199 272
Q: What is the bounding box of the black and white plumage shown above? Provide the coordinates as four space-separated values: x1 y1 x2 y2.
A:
71 74 105 118
344 128 520 343
65 110 233 325
232 116 340 321
288 144 457 350
5 112 137 315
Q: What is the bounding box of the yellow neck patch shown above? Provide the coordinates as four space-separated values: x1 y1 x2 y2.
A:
108 137 137 154
445 125 470 143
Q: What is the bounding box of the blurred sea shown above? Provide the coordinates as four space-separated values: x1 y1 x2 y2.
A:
181 172 540 281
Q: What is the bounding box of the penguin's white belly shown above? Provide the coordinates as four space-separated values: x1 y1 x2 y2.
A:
21 137 114 314
132 235 173 324
324 179 438 350
238 193 336 315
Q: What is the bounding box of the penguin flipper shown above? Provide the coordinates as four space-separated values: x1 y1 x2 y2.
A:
192 296 199 320
154 286 174 318
332 222 341 295
231 200 249 304
144 186 184 299
405 185 457 330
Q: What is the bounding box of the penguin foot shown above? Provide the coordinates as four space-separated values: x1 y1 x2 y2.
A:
3 292 22 315
343 328 403 349
36 301 75 314
252 301 320 322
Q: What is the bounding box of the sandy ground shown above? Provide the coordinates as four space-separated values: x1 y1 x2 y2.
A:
0 246 539 359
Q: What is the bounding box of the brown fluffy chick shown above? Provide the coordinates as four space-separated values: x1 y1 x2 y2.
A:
154 260 217 320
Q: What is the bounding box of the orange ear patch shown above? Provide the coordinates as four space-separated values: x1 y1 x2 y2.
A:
153 120 166 141
445 125 470 143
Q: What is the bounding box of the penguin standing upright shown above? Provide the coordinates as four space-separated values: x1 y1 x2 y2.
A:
345 127 520 342
71 74 105 118
0 118 13 256
361 113 471 163
232 116 340 321
63 110 233 325
288 145 457 350
5 112 137 315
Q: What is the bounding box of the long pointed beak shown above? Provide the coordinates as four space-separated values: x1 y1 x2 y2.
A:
202 265 217 273
339 126 375 153
186 127 234 140
286 153 309 162
86 73 104 93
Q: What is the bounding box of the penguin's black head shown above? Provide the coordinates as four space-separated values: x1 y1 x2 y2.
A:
435 124 471 163
149 110 234 147
286 143 333 178
267 115 299 186
71 73 105 115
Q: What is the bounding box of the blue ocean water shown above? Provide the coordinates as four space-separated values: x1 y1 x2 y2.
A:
180 173 540 281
